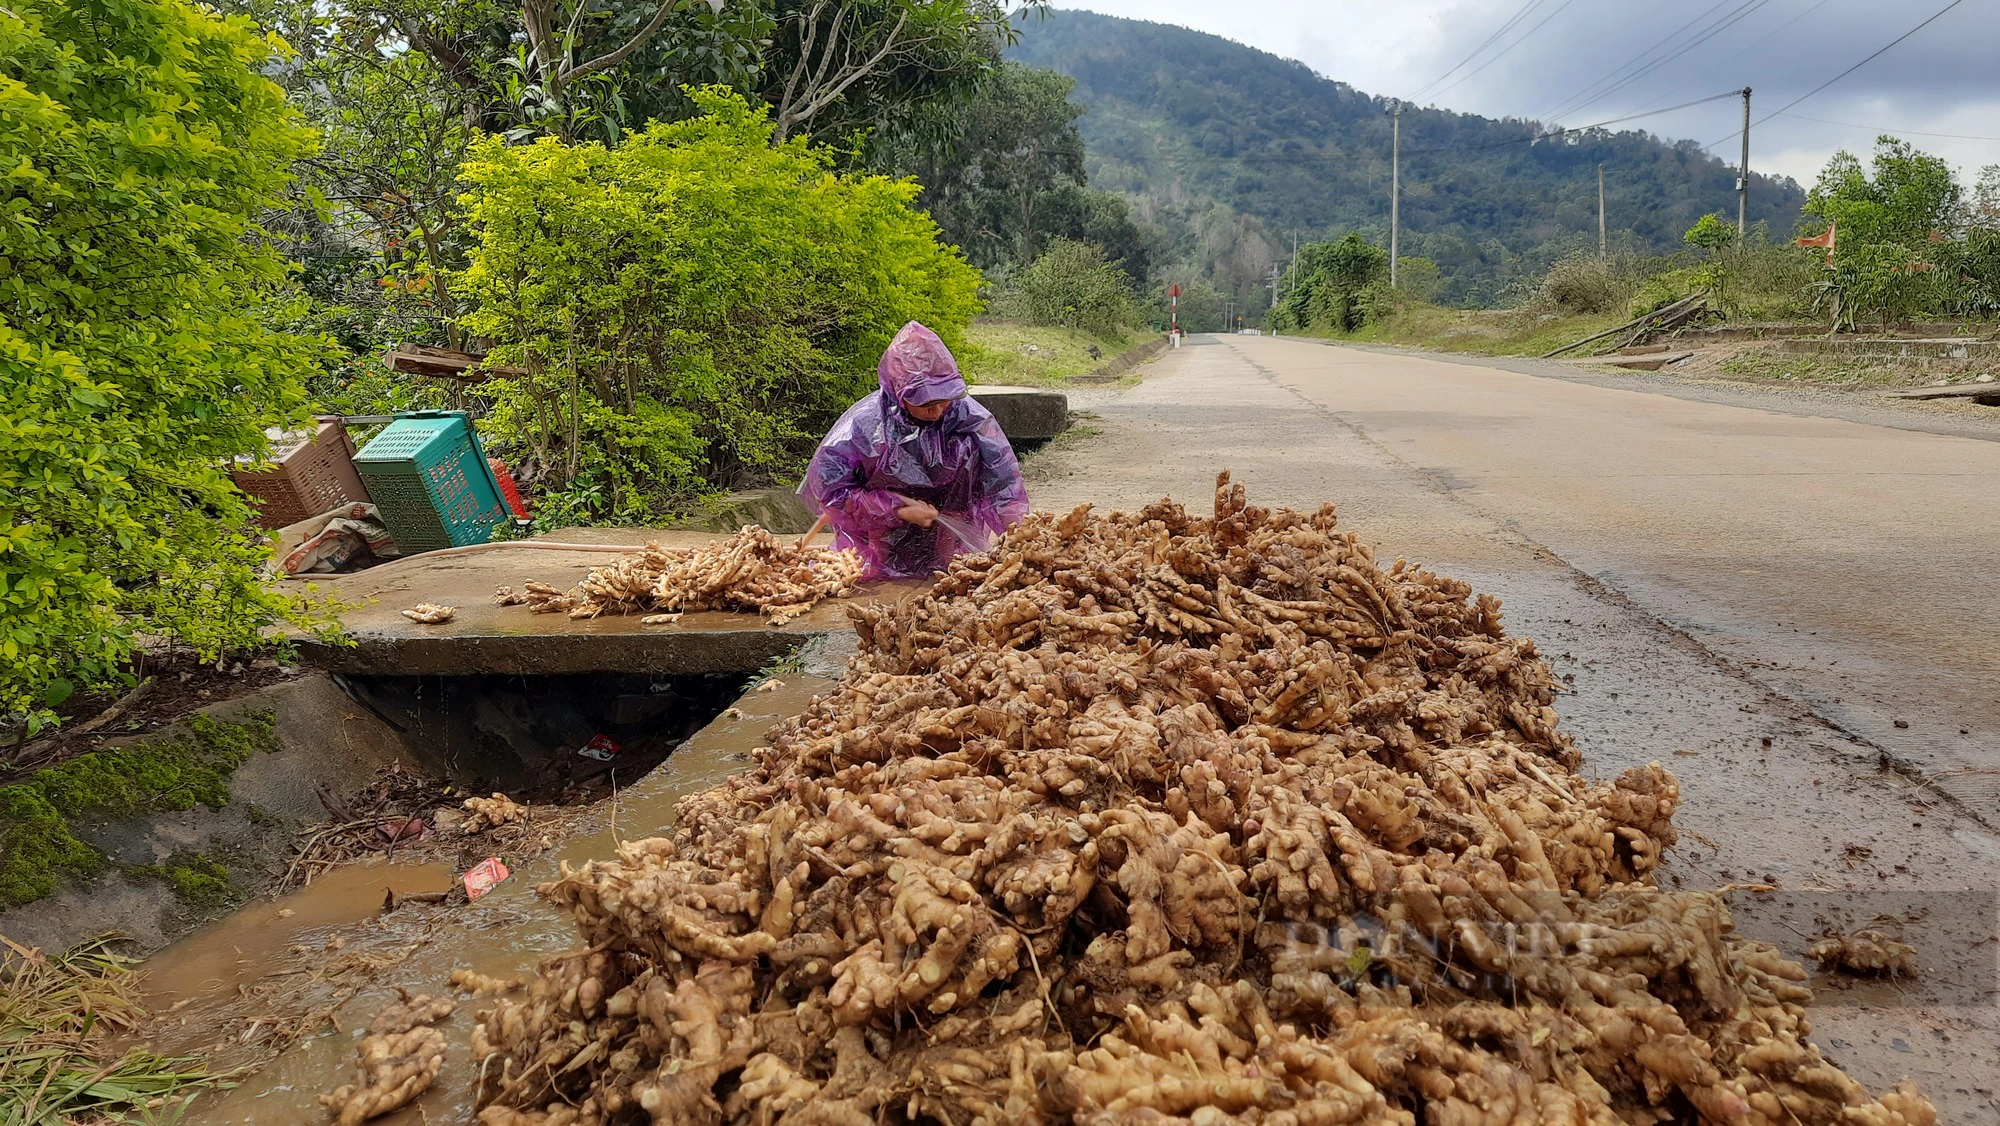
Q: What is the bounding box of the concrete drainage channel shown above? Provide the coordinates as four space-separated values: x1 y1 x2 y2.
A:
0 528 868 968
326 671 758 798
116 631 860 1125
0 650 811 956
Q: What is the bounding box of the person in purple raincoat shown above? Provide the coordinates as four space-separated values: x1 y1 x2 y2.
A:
801 322 1029 580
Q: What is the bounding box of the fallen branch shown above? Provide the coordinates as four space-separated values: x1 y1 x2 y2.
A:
1544 294 1705 358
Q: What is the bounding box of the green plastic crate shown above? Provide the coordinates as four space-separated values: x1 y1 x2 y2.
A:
353 411 508 552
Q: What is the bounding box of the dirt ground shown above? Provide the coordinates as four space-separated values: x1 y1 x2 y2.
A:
1026 334 2000 1121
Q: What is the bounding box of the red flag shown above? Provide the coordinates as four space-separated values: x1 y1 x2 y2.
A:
1796 221 1836 264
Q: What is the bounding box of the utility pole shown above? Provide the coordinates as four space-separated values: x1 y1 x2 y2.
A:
1389 103 1402 289
1598 164 1607 257
1738 87 1752 240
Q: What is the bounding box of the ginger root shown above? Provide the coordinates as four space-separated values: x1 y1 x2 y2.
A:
461 793 527 833
1809 928 1918 977
469 475 1932 1126
450 968 524 994
318 993 454 1125
506 526 862 621
399 603 457 624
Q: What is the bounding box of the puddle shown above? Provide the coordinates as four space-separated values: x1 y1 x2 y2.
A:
140 863 459 1014
169 640 849 1125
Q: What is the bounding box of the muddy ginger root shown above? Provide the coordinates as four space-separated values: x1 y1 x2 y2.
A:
318 993 454 1125
461 793 527 833
470 474 1932 1126
450 968 524 994
1809 929 1918 977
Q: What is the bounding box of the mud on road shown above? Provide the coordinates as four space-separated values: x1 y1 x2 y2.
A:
1026 334 2000 1121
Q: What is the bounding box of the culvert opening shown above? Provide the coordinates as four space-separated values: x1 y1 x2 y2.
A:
330 670 757 802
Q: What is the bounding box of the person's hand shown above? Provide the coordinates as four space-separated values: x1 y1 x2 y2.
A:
896 500 938 528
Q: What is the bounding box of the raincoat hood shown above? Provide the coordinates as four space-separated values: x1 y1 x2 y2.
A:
799 322 1028 580
877 321 967 407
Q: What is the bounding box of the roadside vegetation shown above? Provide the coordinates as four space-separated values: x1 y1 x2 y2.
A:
0 934 218 1121
1 0 1167 737
960 323 1144 386
1277 137 2000 379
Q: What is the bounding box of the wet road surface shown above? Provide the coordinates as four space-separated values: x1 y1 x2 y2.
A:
1030 333 2000 1120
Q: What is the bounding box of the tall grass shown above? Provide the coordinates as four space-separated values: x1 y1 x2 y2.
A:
0 935 216 1124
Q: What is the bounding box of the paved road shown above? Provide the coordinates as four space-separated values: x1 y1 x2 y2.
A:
1027 334 2000 1121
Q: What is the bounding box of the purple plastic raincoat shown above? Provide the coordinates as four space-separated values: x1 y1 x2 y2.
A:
801 322 1029 580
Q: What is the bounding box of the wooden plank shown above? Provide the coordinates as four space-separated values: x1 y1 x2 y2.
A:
1607 351 1697 372
1890 384 1999 400
382 344 526 381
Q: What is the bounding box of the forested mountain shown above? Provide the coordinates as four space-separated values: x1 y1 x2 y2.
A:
1010 10 1807 306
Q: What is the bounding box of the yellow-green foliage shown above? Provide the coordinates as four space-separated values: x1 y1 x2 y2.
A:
0 0 329 723
455 88 984 526
0 712 277 907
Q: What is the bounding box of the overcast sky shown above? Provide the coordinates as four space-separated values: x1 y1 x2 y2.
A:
1050 0 1999 190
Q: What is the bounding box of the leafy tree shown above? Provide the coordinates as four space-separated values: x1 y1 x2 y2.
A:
1 0 328 725
1801 138 1969 327
762 0 1011 146
992 238 1136 334
1684 212 1738 253
453 89 982 522
1274 234 1390 332
876 60 1149 278
1806 138 1961 248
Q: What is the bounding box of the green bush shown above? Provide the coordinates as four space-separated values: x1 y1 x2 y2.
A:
455 88 982 523
0 0 328 724
991 239 1136 335
1534 253 1631 315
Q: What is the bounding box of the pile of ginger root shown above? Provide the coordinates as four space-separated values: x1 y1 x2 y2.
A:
497 525 864 626
468 475 1934 1126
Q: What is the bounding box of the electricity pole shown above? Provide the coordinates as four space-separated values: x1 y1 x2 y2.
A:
1389 103 1402 289
1598 164 1607 257
1737 87 1752 240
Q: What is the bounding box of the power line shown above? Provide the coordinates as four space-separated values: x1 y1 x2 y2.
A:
1553 0 1777 122
1638 0 1835 110
1536 0 1735 122
1754 0 1968 125
1701 0 1971 152
1404 0 1549 104
1405 90 1743 156
1772 110 2000 144
1425 0 1581 104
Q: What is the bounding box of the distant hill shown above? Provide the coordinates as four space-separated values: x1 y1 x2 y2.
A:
1010 10 1806 306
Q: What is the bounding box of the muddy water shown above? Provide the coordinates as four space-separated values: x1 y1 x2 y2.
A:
139 863 457 1046
171 642 847 1125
